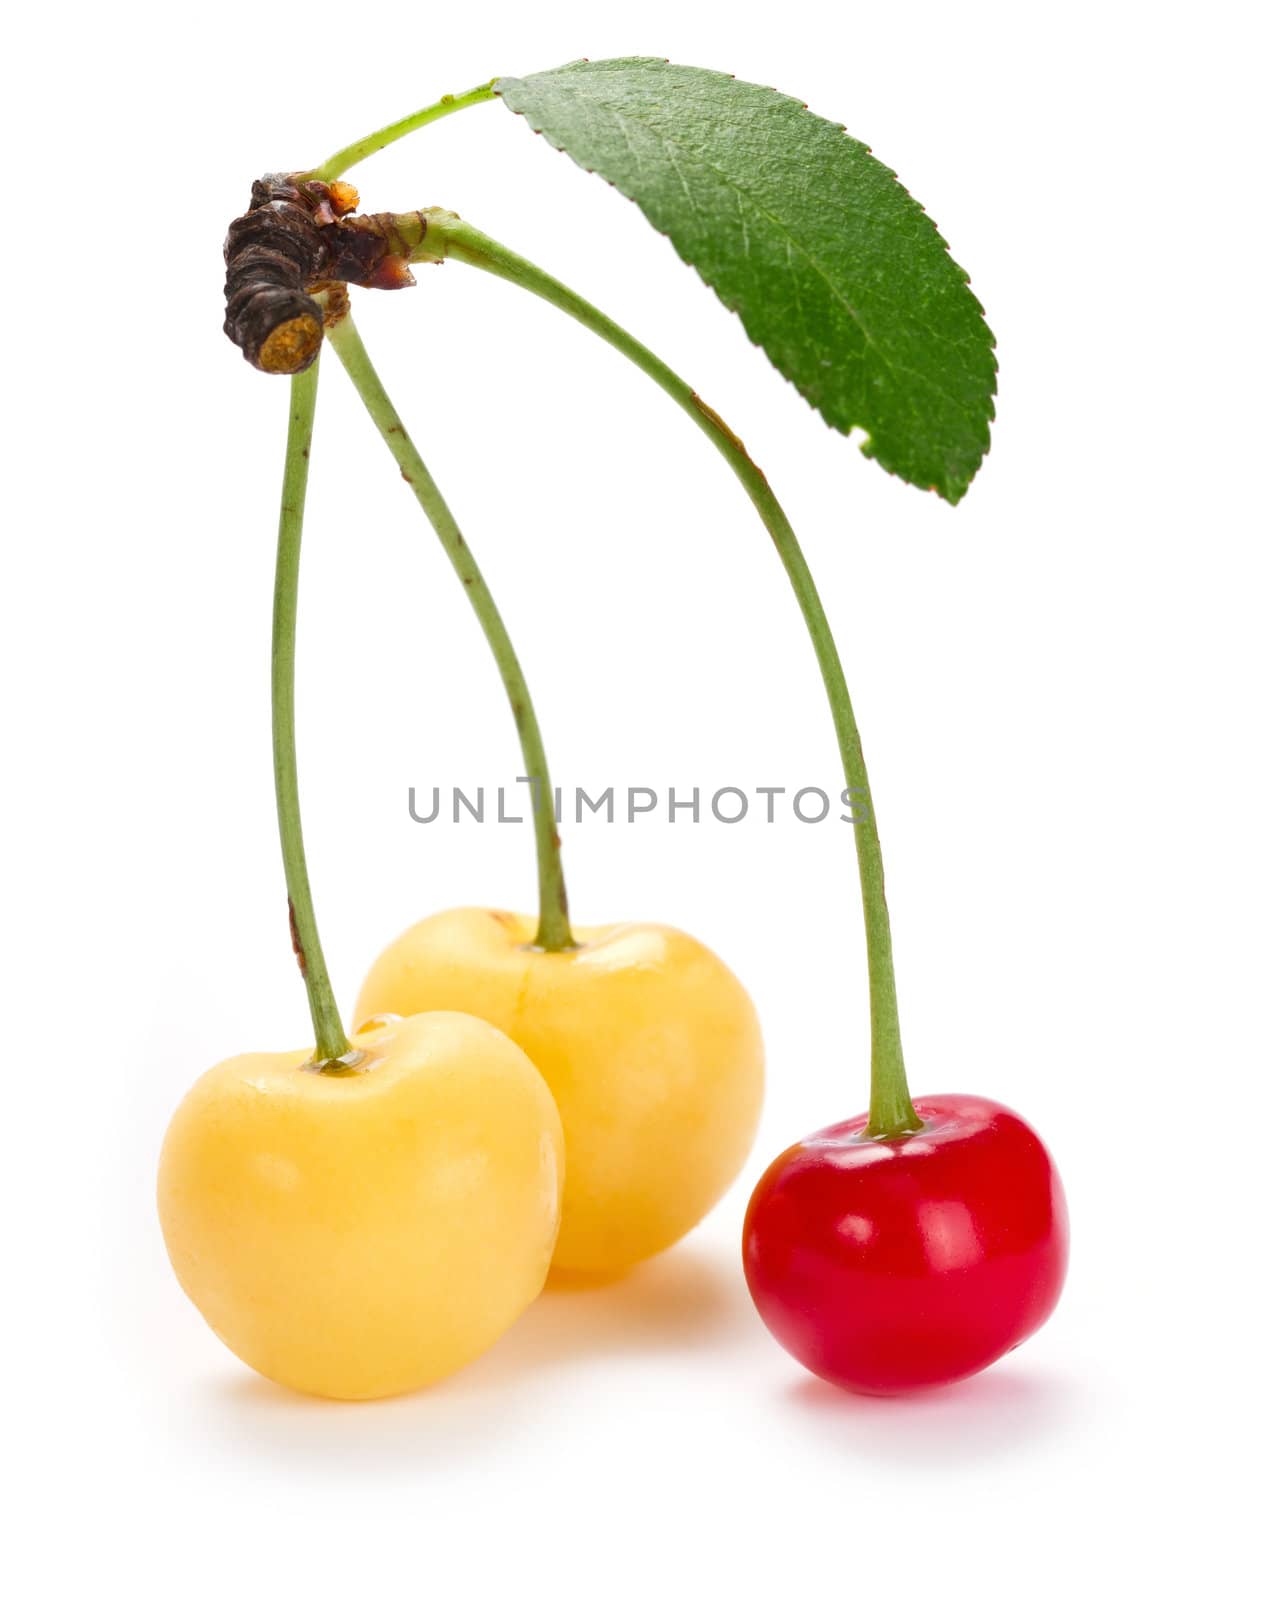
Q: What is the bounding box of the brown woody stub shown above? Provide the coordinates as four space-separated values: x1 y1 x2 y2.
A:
223 175 427 374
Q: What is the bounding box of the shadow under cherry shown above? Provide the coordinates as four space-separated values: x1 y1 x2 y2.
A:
187 1242 758 1473
783 1359 1085 1466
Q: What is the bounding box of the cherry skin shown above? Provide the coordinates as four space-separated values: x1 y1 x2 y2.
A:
742 1095 1067 1395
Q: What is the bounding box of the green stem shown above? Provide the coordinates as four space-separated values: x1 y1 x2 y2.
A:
416 213 919 1136
273 359 352 1062
306 82 499 183
325 310 576 953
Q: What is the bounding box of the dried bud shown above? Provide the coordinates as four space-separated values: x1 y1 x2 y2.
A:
222 176 426 374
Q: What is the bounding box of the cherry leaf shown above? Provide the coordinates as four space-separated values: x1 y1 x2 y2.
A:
497 58 996 503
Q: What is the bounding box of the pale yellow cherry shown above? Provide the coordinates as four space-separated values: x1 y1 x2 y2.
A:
355 908 765 1274
158 1010 564 1400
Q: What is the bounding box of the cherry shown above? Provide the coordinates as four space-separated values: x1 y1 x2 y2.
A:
159 1012 564 1400
357 907 763 1274
743 1095 1068 1395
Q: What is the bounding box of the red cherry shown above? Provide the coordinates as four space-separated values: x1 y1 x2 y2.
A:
742 1094 1068 1395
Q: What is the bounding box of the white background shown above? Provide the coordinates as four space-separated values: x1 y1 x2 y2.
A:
3 1 1263 1593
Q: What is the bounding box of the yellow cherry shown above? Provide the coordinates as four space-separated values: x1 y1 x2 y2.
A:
157 1010 564 1400
355 908 764 1274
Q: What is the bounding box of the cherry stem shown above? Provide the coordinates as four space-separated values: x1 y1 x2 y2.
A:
273 358 352 1062
324 309 576 953
411 212 920 1137
305 82 500 184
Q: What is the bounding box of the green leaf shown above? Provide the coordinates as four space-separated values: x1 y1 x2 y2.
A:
496 58 996 503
